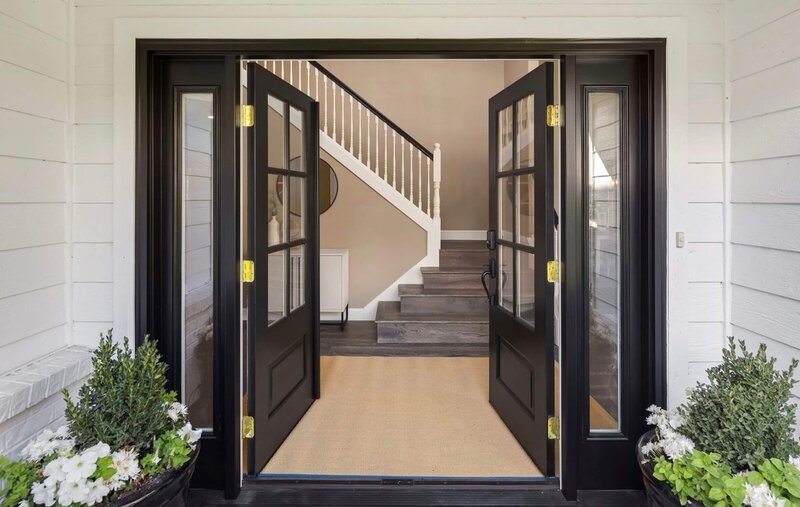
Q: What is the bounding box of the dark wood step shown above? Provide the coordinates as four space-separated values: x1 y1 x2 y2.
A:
441 239 485 250
398 284 488 314
439 248 490 270
421 267 484 290
321 321 487 357
375 301 488 344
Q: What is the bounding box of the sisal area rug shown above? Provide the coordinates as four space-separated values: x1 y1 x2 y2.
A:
262 356 542 478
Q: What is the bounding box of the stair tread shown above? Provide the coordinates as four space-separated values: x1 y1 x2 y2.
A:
375 301 488 323
420 266 484 274
398 284 485 297
441 240 486 252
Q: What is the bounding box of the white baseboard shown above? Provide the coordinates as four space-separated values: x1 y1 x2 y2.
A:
441 230 485 241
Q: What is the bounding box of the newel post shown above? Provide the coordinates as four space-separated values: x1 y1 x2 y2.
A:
432 143 442 220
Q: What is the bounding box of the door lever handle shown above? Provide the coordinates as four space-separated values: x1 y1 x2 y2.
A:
480 258 497 304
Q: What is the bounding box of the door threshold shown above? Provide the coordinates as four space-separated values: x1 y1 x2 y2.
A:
252 473 559 486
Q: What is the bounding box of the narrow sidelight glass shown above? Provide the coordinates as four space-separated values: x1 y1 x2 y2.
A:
268 250 287 326
498 245 514 313
180 92 214 430
516 251 535 326
498 176 514 242
289 245 305 311
515 95 535 169
517 174 535 247
498 106 513 172
289 106 305 172
267 95 287 169
288 176 305 241
267 173 286 246
586 91 622 433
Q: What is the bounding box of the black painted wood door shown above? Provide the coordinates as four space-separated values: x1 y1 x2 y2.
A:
248 63 320 473
487 63 555 476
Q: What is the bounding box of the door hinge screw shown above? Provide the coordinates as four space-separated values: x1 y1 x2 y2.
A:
242 260 255 283
546 104 564 127
548 416 560 440
242 416 254 439
237 105 255 127
546 260 561 283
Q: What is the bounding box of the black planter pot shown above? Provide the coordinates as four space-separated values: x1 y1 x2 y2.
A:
637 430 701 507
106 444 200 507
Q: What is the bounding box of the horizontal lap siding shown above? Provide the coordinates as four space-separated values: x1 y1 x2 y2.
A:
729 1 800 421
0 2 69 372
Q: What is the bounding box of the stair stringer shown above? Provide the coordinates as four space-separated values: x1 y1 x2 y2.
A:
319 132 440 321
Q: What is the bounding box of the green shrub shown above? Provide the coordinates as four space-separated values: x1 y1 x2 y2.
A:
0 456 38 507
679 338 799 471
64 331 175 451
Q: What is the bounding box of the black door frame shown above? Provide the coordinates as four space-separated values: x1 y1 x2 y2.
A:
136 38 666 502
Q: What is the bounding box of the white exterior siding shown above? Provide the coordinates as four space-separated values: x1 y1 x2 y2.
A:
0 1 70 372
729 0 800 410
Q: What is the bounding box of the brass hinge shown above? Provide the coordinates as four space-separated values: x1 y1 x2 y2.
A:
241 260 255 283
546 104 564 127
242 416 255 439
546 260 561 283
548 416 560 440
237 105 255 127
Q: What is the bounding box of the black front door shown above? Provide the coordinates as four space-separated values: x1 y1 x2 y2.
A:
487 63 555 476
247 63 320 472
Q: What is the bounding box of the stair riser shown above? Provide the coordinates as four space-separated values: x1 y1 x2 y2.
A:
439 250 490 270
400 295 488 314
377 322 489 344
423 272 483 290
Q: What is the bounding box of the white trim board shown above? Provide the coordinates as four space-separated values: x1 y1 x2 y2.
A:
114 14 688 418
442 230 485 241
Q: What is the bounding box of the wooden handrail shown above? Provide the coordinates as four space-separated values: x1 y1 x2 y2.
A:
309 61 433 159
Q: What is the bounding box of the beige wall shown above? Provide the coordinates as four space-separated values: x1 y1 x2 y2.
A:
323 60 508 231
503 61 541 86
319 150 426 307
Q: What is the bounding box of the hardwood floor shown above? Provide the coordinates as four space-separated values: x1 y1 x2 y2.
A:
321 321 488 357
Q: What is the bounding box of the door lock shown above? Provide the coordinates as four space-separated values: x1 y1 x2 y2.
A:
486 229 497 251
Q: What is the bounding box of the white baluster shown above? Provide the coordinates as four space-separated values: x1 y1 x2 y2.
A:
289 60 293 86
392 132 397 190
433 143 442 220
383 123 388 182
323 76 328 136
401 138 405 197
374 115 379 173
427 157 431 216
418 150 422 208
281 61 285 80
340 88 345 146
409 145 414 201
332 82 337 141
349 95 354 154
358 103 363 161
366 110 371 170
315 68 319 101
306 62 310 94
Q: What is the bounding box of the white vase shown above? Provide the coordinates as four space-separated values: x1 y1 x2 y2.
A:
268 215 280 245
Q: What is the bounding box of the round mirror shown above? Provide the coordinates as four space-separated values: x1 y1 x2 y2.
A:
277 158 339 215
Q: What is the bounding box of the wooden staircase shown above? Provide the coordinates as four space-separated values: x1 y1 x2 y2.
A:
375 240 489 352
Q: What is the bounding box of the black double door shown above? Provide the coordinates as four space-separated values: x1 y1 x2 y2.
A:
486 63 556 477
247 63 320 473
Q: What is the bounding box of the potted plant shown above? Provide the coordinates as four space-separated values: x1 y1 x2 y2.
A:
638 338 800 507
0 332 202 507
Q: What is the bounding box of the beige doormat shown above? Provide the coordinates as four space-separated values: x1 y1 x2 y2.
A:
262 356 542 478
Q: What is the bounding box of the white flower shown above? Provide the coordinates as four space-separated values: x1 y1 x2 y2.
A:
21 426 74 462
167 402 188 423
62 453 98 482
43 457 68 482
641 441 661 456
17 500 31 507
659 428 695 460
31 480 56 506
58 480 91 506
85 442 111 458
744 482 787 507
177 422 202 444
54 425 70 438
84 479 111 506
111 449 141 483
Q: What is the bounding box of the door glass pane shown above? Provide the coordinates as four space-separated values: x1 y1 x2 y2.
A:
289 177 305 241
517 174 535 246
268 250 286 326
587 91 622 432
498 245 513 313
267 95 286 169
498 176 514 242
289 106 305 173
290 245 305 311
515 95 535 168
267 173 286 246
498 106 513 172
517 251 535 326
180 92 214 430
